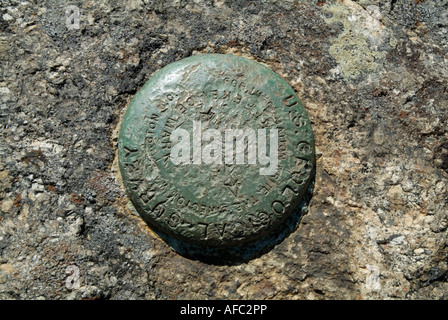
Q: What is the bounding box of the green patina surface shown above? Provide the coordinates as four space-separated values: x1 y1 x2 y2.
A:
118 54 315 248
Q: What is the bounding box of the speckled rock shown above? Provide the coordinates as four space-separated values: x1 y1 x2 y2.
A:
0 0 447 300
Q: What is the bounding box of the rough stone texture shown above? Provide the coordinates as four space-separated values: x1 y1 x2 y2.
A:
0 0 447 300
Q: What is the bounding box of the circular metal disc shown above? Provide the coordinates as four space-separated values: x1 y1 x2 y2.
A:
118 54 315 248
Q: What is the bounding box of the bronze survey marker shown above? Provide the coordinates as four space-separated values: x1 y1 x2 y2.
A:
118 54 314 249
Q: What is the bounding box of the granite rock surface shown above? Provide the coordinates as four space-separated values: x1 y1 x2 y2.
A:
0 0 447 299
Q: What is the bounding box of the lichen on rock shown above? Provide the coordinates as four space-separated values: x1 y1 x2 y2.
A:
323 1 396 80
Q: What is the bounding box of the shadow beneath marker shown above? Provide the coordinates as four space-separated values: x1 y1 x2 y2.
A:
144 170 316 266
